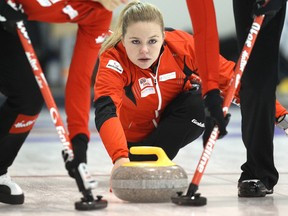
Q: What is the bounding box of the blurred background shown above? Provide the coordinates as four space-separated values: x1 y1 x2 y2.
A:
2 0 288 106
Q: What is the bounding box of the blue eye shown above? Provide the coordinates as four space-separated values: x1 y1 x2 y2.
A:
149 39 157 44
132 40 140 44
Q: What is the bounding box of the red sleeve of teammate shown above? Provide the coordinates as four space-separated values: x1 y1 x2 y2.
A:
186 0 220 95
18 0 112 140
64 6 112 140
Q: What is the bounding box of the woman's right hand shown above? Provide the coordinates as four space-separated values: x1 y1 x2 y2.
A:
111 157 130 174
110 157 130 192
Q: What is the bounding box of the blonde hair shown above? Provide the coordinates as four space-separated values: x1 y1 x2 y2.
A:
100 1 164 55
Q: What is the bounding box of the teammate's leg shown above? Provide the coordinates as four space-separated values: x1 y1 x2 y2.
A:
0 25 44 204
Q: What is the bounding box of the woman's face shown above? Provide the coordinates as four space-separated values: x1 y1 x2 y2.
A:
122 21 164 69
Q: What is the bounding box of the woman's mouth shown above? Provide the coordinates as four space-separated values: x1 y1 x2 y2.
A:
138 58 151 62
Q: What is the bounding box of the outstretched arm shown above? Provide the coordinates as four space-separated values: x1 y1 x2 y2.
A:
186 0 229 139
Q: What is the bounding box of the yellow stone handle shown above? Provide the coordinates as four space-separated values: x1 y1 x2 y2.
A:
122 146 176 167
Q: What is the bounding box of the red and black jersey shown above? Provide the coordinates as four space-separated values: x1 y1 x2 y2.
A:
15 0 112 140
94 28 288 163
93 29 234 163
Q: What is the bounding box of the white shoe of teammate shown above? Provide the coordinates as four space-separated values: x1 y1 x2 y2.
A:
0 173 24 204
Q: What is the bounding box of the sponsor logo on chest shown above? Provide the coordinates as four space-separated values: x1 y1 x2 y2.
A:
159 72 176 82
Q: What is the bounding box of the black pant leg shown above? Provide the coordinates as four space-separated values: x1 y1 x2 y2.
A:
0 24 44 175
233 0 286 189
128 89 205 161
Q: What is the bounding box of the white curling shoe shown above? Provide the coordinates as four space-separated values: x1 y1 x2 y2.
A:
0 173 24 204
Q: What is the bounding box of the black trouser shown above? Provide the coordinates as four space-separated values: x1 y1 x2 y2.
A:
128 88 205 161
0 24 44 175
233 0 286 189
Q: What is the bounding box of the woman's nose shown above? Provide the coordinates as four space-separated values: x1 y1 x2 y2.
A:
140 45 149 53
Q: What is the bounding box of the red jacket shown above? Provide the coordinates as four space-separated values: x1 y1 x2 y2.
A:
94 28 288 163
16 0 112 140
94 29 233 163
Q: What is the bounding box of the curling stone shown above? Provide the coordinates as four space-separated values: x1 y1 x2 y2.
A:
111 146 188 203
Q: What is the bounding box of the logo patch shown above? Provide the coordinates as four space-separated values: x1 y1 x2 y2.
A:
191 119 205 128
159 72 176 82
106 60 123 74
95 33 107 44
138 77 153 89
62 5 78 20
141 87 155 98
10 114 39 134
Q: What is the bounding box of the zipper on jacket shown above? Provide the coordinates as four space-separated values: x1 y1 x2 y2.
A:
149 53 163 126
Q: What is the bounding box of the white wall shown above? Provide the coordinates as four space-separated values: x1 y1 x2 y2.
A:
112 0 236 38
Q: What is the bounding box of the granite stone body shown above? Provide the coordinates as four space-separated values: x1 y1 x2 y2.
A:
111 165 188 202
